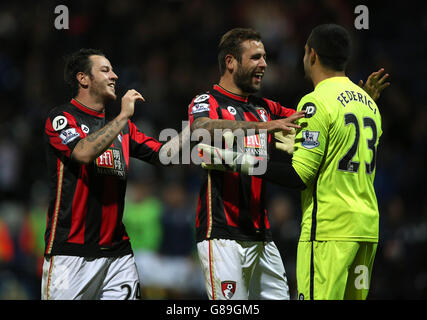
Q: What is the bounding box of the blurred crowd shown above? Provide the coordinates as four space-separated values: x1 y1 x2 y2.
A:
0 0 426 299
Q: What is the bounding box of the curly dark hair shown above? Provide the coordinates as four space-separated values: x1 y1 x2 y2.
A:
217 28 262 75
63 48 105 96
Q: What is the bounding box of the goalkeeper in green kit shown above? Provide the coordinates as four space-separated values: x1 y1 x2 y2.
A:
199 24 390 300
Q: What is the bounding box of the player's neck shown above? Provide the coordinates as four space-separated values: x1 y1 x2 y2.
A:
311 68 346 88
218 74 249 97
74 91 106 113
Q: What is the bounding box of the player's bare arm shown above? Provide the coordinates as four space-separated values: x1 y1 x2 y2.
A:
156 124 191 166
358 68 390 101
191 111 305 136
72 89 145 164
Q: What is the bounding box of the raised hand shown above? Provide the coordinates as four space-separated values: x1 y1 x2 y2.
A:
121 89 145 119
358 68 390 101
261 111 305 133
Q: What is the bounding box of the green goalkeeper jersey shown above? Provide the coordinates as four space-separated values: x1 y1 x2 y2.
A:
292 76 382 242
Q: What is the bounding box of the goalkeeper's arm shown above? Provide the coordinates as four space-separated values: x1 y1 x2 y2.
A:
262 161 306 190
198 143 306 190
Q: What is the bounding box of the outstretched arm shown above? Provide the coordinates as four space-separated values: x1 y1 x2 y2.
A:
191 111 305 137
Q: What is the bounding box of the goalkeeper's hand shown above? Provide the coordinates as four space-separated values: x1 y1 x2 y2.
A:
274 128 296 154
358 68 390 101
198 144 260 175
197 131 261 175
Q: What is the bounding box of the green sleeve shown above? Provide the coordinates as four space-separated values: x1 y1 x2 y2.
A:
292 93 330 185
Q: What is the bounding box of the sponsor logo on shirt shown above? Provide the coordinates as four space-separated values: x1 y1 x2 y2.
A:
81 124 90 134
302 102 317 118
245 135 261 148
52 115 68 131
191 103 210 114
96 149 115 168
241 133 268 157
59 128 80 144
301 130 320 149
193 94 210 103
227 106 237 115
95 147 126 178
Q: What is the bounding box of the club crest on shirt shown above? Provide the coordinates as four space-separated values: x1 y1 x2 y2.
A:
256 108 269 122
221 281 236 299
301 130 320 149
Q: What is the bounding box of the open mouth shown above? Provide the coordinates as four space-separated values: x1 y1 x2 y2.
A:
108 83 116 91
253 72 264 82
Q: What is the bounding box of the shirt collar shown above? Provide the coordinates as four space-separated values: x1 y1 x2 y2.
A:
213 84 249 103
70 99 105 118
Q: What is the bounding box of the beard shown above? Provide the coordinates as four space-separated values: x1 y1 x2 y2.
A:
89 76 117 102
233 64 260 94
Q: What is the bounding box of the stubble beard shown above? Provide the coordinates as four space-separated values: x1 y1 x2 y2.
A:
89 78 117 103
233 64 259 95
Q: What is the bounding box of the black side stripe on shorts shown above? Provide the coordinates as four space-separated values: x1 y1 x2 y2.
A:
310 241 314 300
310 176 319 242
309 176 318 299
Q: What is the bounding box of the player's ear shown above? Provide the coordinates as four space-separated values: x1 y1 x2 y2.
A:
225 54 236 74
309 48 317 66
76 72 89 89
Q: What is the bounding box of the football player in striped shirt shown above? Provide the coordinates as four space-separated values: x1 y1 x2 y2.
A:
189 28 304 300
42 49 188 300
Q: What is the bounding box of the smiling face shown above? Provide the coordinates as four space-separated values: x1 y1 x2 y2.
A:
86 55 118 102
232 40 267 94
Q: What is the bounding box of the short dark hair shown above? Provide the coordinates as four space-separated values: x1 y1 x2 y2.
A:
307 24 351 71
218 28 262 75
63 48 105 96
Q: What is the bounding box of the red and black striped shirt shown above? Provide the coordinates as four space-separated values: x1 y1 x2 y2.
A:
44 99 162 257
188 85 296 242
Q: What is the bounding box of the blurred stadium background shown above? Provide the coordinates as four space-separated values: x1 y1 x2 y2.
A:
0 0 426 300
